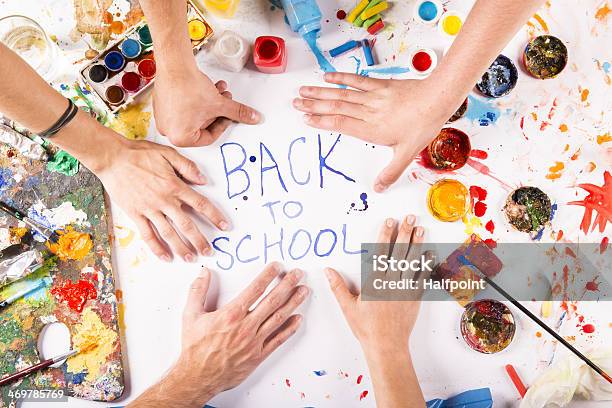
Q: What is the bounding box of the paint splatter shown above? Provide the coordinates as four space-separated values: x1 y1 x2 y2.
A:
568 171 612 234
546 161 565 180
596 3 611 21
47 150 80 176
581 323 596 334
357 374 363 384
336 9 347 20
349 192 369 212
115 226 135 248
313 370 327 376
50 278 97 313
285 378 291 387
466 95 501 126
67 307 118 381
597 133 612 145
601 237 609 254
359 390 369 400
47 227 94 261
485 220 495 234
109 103 151 140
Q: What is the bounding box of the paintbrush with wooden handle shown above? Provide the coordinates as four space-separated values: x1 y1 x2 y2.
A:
458 254 612 385
0 201 57 242
0 349 78 387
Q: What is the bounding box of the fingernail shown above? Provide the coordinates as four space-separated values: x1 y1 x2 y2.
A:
298 286 310 296
374 183 387 193
386 218 396 228
219 221 230 231
294 269 304 280
185 253 196 263
416 227 424 237
406 215 415 225
160 254 171 262
303 114 312 124
202 246 213 256
293 98 303 108
198 173 208 184
271 262 281 273
324 268 333 280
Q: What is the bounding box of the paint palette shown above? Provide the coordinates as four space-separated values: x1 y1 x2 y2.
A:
79 0 213 113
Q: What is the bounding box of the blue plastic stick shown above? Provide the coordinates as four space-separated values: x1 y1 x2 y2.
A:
362 39 376 66
329 40 361 57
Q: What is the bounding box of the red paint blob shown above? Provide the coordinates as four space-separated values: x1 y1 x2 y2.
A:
474 201 487 217
121 71 142 92
585 279 600 292
357 374 363 384
336 9 347 20
285 378 291 387
51 279 97 313
412 51 432 72
359 390 369 400
582 324 596 334
469 186 488 201
470 149 489 160
484 238 497 249
601 236 609 254
485 220 495 234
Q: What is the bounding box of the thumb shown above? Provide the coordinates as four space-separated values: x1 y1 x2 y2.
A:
324 267 356 315
164 147 208 185
374 150 412 193
184 267 212 319
221 98 261 124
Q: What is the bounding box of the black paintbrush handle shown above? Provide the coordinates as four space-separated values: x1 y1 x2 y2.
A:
0 359 54 387
481 274 612 384
0 202 24 221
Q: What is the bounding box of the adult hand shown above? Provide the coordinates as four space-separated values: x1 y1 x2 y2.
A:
96 134 229 262
130 264 309 407
294 73 462 193
154 65 261 147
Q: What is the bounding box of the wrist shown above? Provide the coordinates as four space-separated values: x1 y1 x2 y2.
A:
362 338 411 365
426 65 473 120
166 358 219 405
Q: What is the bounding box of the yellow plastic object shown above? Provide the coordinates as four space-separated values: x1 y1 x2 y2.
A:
360 1 388 21
347 0 370 23
204 0 240 18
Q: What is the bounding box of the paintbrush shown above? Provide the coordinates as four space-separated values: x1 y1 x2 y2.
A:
458 255 612 385
0 201 56 242
0 349 77 387
0 275 50 309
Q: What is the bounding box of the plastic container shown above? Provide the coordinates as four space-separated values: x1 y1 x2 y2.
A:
279 0 322 37
253 36 287 74
213 30 250 72
204 0 240 18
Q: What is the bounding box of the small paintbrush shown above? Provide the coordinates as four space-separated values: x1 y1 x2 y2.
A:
0 349 78 387
0 201 56 242
458 255 612 385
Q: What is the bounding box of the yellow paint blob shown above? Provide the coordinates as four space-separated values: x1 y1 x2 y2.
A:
442 15 462 35
188 19 207 41
427 179 469 222
115 226 135 248
463 215 483 235
597 132 612 144
545 161 565 180
68 308 118 381
109 103 151 140
47 226 93 261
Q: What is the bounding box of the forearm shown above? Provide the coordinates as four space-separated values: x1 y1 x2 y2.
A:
430 0 546 112
0 44 123 172
138 0 197 75
364 345 425 407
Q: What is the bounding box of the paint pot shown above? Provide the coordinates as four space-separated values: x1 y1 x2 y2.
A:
37 322 71 367
504 186 552 233
105 85 126 105
120 38 142 59
427 128 471 171
204 0 240 18
137 58 156 79
409 47 437 75
188 19 208 41
253 36 287 74
213 30 250 72
121 72 142 93
448 98 468 123
461 299 516 354
523 35 568 80
438 11 463 37
103 51 126 72
137 24 153 47
88 64 108 83
427 179 469 222
414 0 442 24
476 55 518 98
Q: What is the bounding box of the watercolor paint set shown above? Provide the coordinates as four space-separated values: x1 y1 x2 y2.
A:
79 0 213 113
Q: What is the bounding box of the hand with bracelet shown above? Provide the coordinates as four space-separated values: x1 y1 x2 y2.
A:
294 0 546 193
0 43 226 262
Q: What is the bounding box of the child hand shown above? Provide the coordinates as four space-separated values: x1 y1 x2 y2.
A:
294 73 459 192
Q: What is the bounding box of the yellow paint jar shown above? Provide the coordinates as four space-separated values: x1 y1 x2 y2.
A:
204 0 240 18
427 179 469 222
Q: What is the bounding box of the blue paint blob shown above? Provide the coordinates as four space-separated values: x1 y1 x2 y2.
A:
313 370 327 376
550 203 558 221
121 38 142 58
418 1 438 21
303 31 336 73
603 61 611 74
70 372 87 385
249 155 256 162
104 51 126 71
466 95 501 126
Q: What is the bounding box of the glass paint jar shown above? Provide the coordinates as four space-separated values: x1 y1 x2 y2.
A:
213 30 250 72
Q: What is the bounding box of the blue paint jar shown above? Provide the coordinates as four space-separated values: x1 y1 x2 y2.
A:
120 38 142 59
103 51 126 72
279 0 322 36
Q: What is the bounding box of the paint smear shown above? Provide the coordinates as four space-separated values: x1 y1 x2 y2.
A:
568 171 612 234
597 133 612 144
109 103 151 140
466 95 501 126
47 150 80 176
47 226 93 261
596 3 611 21
67 307 118 381
51 278 97 313
303 31 336 73
546 161 565 180
115 226 135 248
359 390 369 400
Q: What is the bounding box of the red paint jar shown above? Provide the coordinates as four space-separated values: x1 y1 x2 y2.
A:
253 36 287 74
138 58 156 80
121 71 142 92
